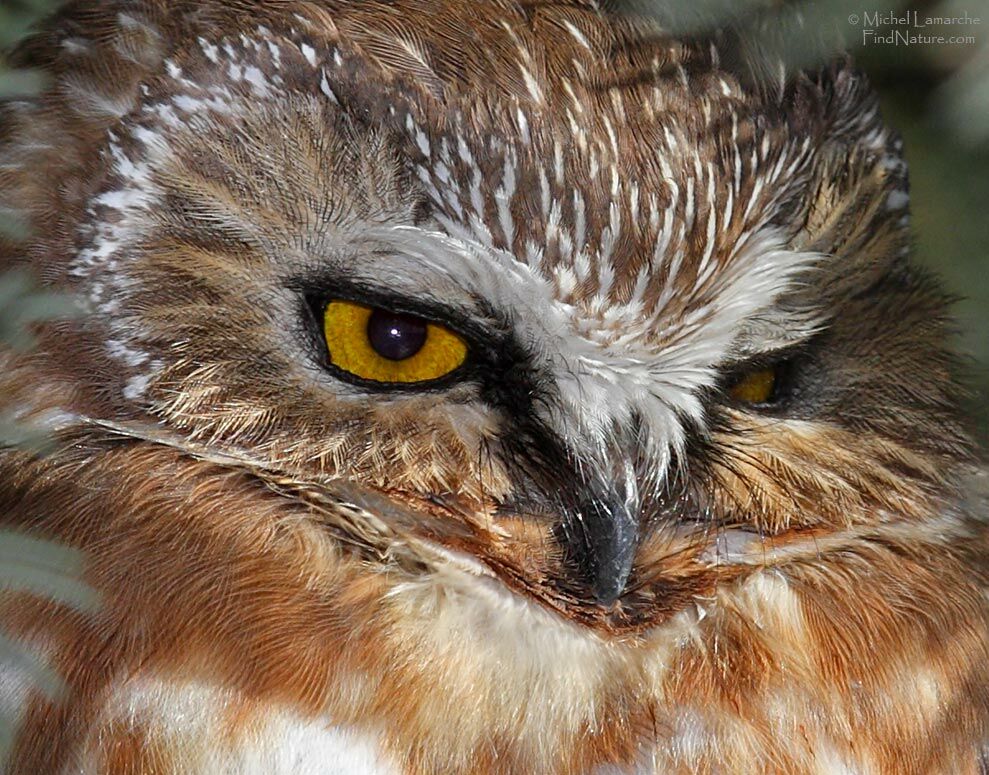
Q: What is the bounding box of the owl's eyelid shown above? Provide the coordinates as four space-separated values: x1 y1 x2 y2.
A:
295 276 499 346
720 334 816 381
722 355 785 382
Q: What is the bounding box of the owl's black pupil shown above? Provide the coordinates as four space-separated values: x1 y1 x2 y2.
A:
366 309 428 361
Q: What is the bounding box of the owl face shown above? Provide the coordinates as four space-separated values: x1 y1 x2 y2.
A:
4 0 970 635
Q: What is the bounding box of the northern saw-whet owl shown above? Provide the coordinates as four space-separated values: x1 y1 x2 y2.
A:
0 0 987 773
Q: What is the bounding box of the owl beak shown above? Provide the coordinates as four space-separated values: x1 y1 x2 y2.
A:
571 489 640 605
559 454 642 606
497 412 644 606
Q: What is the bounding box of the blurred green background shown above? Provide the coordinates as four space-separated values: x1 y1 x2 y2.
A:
856 1 989 446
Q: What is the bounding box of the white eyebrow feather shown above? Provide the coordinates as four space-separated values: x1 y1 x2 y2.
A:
363 224 822 479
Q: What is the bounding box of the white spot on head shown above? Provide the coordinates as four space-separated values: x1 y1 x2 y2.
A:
242 65 272 96
198 38 219 63
266 40 283 67
300 42 317 67
320 71 339 104
105 339 149 368
562 20 592 51
885 189 910 211
518 63 545 104
123 374 151 401
61 37 93 55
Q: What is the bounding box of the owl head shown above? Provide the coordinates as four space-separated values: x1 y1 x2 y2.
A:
0 0 972 636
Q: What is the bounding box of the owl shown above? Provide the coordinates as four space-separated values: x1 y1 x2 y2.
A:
0 0 987 773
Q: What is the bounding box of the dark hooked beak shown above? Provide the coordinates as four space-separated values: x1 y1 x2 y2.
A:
492 394 645 606
570 486 640 605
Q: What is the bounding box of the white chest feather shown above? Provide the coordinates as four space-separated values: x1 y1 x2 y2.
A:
73 678 403 775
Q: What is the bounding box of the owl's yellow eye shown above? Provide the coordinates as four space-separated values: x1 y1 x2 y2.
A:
728 366 778 404
322 300 468 384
